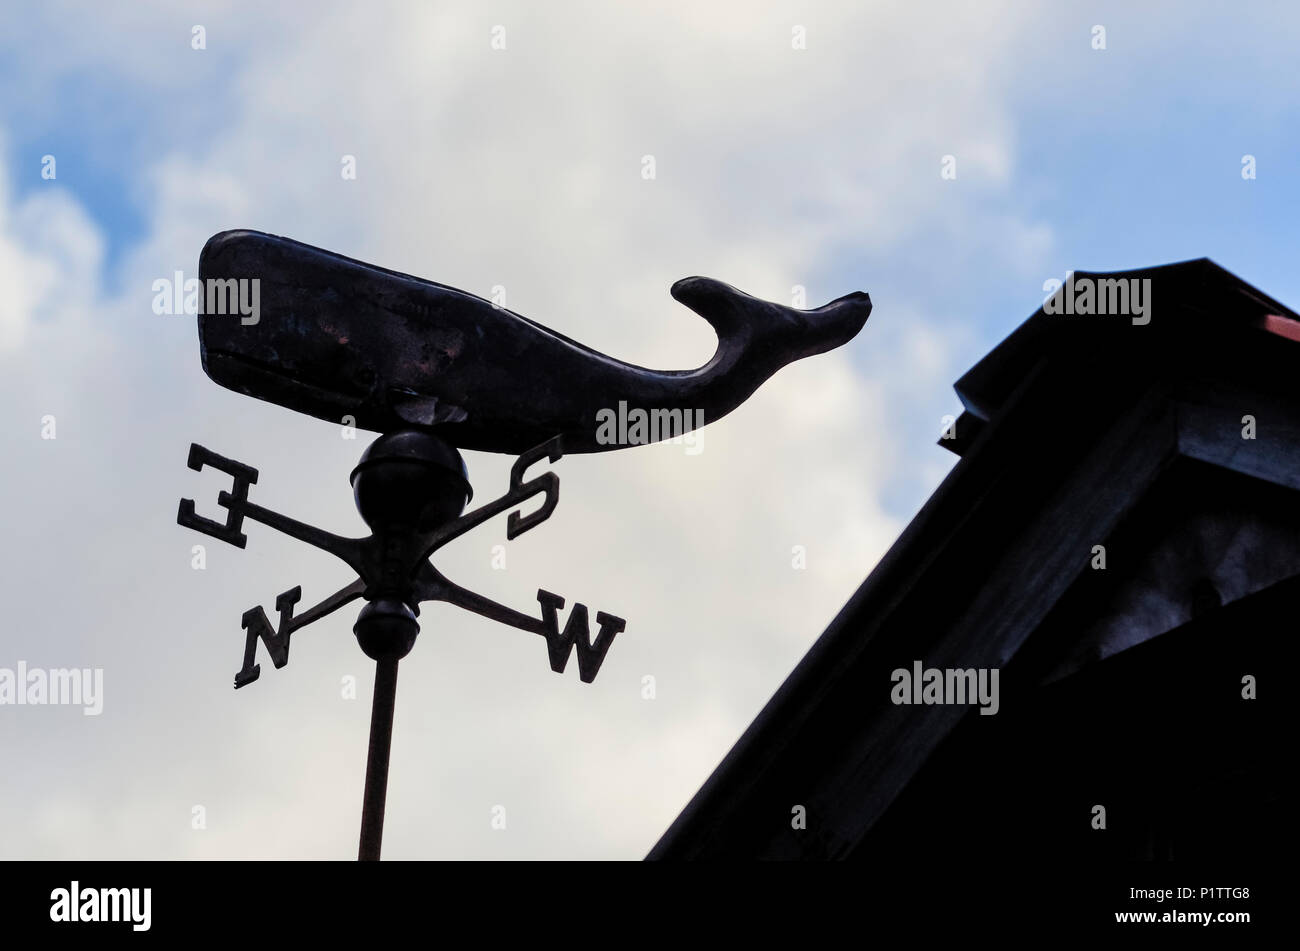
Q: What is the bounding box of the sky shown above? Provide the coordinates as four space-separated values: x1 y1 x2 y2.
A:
1 1 1298 859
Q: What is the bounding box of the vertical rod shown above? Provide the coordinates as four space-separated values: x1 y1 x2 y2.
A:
358 656 400 861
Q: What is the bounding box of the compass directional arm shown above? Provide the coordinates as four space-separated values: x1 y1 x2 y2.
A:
234 497 366 574
415 564 545 634
414 480 550 564
178 443 366 574
414 436 563 565
287 577 368 629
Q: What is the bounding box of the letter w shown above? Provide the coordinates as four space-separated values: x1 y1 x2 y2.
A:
536 590 625 683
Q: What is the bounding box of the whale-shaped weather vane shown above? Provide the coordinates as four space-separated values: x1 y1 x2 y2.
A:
176 229 871 859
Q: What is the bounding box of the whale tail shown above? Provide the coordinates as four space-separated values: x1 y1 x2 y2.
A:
670 276 871 367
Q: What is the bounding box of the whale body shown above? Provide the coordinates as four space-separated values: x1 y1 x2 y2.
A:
197 230 871 454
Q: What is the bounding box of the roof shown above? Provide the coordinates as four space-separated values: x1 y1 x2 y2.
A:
648 258 1300 859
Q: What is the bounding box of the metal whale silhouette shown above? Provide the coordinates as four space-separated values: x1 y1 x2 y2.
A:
197 230 871 454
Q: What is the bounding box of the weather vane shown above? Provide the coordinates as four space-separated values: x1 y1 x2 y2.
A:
177 229 870 859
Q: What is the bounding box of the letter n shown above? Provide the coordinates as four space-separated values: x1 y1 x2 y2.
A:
235 587 301 687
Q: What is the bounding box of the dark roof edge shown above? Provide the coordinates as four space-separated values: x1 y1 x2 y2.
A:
955 258 1299 421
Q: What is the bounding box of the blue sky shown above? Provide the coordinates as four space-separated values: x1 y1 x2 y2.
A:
2 1 1298 859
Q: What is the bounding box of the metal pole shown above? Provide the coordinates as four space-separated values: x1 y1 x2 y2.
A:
358 656 400 861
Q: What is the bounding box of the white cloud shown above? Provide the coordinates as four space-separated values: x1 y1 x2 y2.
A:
0 0 1059 858
0 162 104 352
